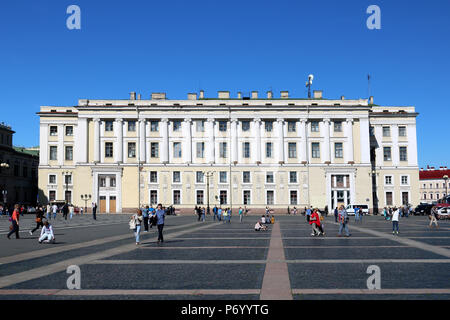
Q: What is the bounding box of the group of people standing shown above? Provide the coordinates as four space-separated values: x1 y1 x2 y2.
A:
130 204 166 245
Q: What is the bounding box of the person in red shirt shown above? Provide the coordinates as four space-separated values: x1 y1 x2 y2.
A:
7 204 20 239
309 208 323 236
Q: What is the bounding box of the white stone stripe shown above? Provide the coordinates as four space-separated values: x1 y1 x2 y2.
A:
0 289 261 296
292 289 450 295
91 259 450 264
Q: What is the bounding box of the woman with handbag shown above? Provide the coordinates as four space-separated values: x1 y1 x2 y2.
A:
129 209 143 245
29 206 45 235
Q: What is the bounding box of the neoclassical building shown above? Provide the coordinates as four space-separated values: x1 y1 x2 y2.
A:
38 90 419 214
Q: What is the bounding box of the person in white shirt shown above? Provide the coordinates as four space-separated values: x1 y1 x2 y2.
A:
392 207 400 235
51 204 58 219
261 215 266 224
254 221 267 231
69 204 74 220
39 221 55 243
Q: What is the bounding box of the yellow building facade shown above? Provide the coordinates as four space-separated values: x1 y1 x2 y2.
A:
38 90 419 214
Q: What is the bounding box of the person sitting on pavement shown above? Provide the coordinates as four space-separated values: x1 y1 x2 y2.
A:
254 221 267 231
39 221 55 244
260 215 266 224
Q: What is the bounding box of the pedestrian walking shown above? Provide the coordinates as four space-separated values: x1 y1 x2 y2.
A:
46 204 50 220
30 206 45 235
213 205 218 221
309 209 322 236
38 221 55 244
69 204 74 220
392 207 400 235
142 205 149 232
293 207 298 215
306 206 312 223
155 203 165 243
244 206 248 216
51 203 58 220
334 207 338 222
92 202 97 220
355 206 360 223
429 206 439 229
7 204 20 239
129 209 143 245
227 208 232 223
201 207 206 222
338 205 350 237
218 207 222 221
222 208 228 223
62 203 69 220
239 207 243 223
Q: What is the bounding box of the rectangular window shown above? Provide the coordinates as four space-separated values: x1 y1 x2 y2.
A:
173 190 181 205
105 142 113 158
290 190 298 205
383 147 391 161
311 143 320 158
243 142 250 158
399 146 408 161
65 126 73 136
151 142 159 158
385 176 392 185
196 190 204 205
50 126 58 136
173 142 182 158
196 171 204 183
219 142 227 158
382 126 390 137
150 121 159 132
266 172 274 184
128 121 136 132
243 171 251 183
399 126 407 137
150 190 158 205
219 171 227 183
173 171 181 183
110 177 116 187
219 121 227 132
105 121 114 132
49 174 56 184
173 120 181 132
196 142 205 158
49 190 56 202
334 143 343 158
99 177 106 187
265 121 273 132
150 171 157 183
196 120 205 132
288 121 296 132
289 171 297 183
65 146 73 161
311 121 319 132
220 190 227 205
50 146 57 160
242 121 250 132
334 121 342 132
243 190 251 205
266 142 273 158
386 192 393 206
128 142 136 158
266 190 274 205
401 176 408 185
288 142 297 158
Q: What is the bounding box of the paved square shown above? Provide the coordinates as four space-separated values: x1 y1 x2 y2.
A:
0 214 449 300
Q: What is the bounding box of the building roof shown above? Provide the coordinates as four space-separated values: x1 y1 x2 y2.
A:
13 146 40 157
419 168 450 180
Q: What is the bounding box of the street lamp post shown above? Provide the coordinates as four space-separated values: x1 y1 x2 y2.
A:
444 175 449 197
81 194 91 213
204 171 214 215
62 171 71 204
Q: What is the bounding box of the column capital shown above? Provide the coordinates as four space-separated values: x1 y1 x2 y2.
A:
93 118 101 123
183 118 192 123
161 118 169 123
253 118 262 123
206 118 215 123
115 118 124 123
346 118 354 123
138 118 146 123
276 118 285 123
230 118 239 123
323 118 331 123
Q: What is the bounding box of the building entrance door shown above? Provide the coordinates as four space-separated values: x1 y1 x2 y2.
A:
99 196 107 213
402 192 409 206
109 196 116 213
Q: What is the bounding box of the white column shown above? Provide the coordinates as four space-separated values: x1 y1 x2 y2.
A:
206 118 215 164
253 118 261 163
57 124 64 166
345 118 354 163
276 118 285 163
392 124 399 166
115 118 123 163
183 118 192 164
231 119 238 163
93 119 101 163
407 124 418 166
374 125 383 167
39 123 49 165
161 119 169 163
300 119 307 163
75 118 88 163
139 119 146 163
323 118 331 163
359 117 371 164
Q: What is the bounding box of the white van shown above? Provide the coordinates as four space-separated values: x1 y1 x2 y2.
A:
346 204 369 216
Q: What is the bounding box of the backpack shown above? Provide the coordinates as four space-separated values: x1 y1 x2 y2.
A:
129 216 137 230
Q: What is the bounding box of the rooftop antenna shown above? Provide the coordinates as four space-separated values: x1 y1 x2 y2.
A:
367 74 371 98
305 74 314 98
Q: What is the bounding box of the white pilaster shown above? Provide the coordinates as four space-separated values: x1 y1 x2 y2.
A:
300 119 307 163
231 119 238 163
359 117 371 164
206 118 215 164
183 118 192 164
323 118 331 163
93 119 101 163
115 118 123 163
345 118 354 163
374 125 383 167
392 124 399 166
57 124 64 166
253 118 261 163
75 118 88 164
161 118 169 163
39 123 49 165
276 118 285 163
407 124 418 166
139 119 146 163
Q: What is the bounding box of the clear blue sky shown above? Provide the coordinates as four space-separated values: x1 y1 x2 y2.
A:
1 0 449 168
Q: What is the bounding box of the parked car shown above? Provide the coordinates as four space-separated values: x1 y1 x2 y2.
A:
345 204 369 216
437 207 449 220
414 203 433 216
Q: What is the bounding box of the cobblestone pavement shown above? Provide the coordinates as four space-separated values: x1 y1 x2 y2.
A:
0 214 449 300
